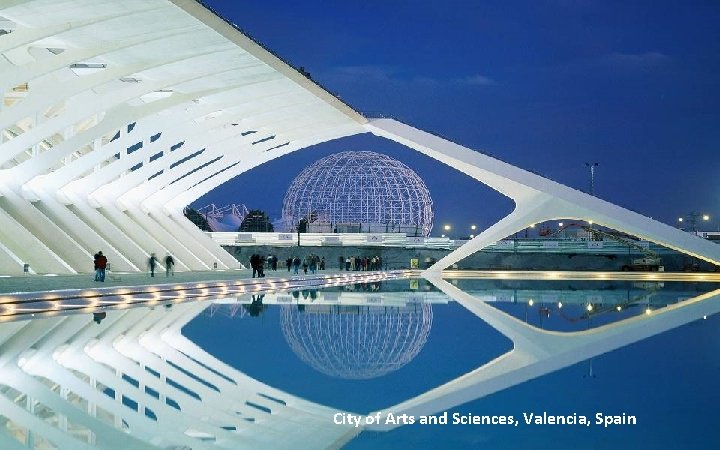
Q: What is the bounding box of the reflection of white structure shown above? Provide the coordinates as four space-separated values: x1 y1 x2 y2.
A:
281 151 433 236
0 272 719 447
0 302 360 449
281 304 433 379
367 277 720 431
1 0 719 277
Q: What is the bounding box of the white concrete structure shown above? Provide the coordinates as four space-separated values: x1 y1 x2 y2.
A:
1 0 719 276
0 0 365 275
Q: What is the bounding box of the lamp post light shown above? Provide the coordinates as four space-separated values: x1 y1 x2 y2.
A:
524 223 536 239
701 214 718 233
585 162 599 196
678 212 710 233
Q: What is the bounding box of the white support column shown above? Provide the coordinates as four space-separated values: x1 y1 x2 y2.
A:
123 206 210 271
66 200 171 273
95 204 193 271
31 199 138 272
0 198 76 274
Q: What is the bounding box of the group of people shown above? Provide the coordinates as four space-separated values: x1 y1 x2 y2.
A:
148 253 175 277
247 253 384 276
338 255 383 271
94 249 385 282
249 254 266 278
93 251 108 281
249 254 283 278
285 255 325 274
93 251 175 281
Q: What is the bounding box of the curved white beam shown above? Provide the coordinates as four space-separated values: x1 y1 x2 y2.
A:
366 119 720 271
0 0 365 273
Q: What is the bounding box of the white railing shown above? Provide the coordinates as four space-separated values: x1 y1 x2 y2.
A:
208 231 686 255
207 232 453 249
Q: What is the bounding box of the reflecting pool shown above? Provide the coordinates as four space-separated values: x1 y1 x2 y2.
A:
1 275 719 449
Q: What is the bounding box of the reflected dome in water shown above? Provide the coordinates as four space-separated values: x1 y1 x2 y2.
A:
281 304 433 379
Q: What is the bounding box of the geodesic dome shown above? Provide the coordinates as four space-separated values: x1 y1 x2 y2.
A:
280 304 433 379
281 151 433 236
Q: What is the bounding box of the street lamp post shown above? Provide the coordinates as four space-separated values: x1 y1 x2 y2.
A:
585 162 599 196
678 212 710 233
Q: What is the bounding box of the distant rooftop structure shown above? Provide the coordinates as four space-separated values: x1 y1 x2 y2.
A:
281 151 434 236
196 203 249 232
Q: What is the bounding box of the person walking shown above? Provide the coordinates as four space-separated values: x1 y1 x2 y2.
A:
286 257 292 272
97 251 107 282
149 253 158 277
250 254 260 278
93 252 101 281
258 258 265 278
292 256 301 274
165 253 175 277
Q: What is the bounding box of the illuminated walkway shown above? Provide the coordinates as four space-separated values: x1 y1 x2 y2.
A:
0 270 412 322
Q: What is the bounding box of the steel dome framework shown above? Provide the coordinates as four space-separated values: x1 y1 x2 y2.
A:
281 151 434 236
280 304 433 379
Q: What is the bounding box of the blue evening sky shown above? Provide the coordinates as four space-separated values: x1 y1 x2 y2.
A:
196 0 720 235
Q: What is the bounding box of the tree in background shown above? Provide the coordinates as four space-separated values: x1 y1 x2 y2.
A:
239 210 274 232
184 207 211 231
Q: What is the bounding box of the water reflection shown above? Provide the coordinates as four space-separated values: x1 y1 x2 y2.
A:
1 275 719 449
448 279 717 331
281 303 433 379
